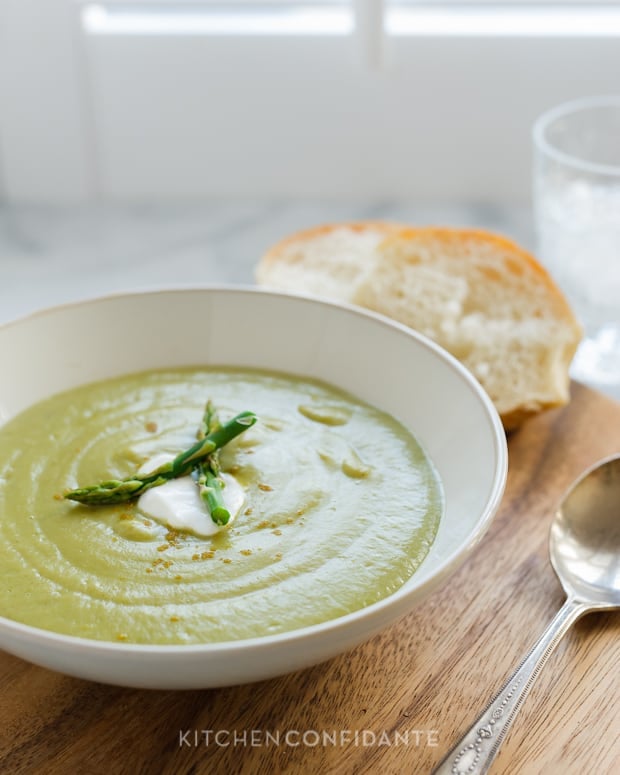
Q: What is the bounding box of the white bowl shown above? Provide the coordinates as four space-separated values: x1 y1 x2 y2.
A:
0 288 507 688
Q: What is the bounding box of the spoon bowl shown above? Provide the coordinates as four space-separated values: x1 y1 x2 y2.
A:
435 452 620 775
551 454 620 606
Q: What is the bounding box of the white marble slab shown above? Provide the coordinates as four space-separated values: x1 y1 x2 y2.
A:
0 201 535 323
1 200 617 400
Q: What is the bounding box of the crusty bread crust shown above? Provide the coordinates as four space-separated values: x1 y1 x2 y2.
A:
381 226 576 319
255 222 582 430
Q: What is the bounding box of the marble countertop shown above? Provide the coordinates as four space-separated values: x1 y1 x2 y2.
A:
0 201 535 322
1 200 617 400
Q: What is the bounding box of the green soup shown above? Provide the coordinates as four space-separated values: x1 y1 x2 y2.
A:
0 368 442 644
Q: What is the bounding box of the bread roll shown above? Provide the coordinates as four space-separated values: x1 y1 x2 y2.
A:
256 223 582 430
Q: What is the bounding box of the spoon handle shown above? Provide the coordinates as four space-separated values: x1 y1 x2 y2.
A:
432 597 589 775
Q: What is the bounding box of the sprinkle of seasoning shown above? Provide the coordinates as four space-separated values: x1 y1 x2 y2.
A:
258 483 273 492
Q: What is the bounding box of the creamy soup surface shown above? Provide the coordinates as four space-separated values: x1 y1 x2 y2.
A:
0 368 443 644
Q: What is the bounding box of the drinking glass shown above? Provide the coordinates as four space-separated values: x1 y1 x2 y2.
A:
533 96 620 397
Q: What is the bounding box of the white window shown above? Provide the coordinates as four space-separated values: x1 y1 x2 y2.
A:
1 1 620 203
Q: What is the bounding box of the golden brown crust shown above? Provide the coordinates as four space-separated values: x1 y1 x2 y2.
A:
378 226 579 326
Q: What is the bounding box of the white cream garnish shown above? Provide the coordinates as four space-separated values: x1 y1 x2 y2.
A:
136 454 245 537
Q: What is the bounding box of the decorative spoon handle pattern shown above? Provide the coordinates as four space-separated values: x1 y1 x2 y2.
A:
433 598 589 775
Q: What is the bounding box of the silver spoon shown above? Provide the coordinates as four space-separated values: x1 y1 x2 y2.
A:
434 453 620 775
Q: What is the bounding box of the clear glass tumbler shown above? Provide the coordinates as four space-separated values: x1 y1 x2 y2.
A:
533 96 620 397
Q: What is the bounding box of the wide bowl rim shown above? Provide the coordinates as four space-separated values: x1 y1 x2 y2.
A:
0 285 508 657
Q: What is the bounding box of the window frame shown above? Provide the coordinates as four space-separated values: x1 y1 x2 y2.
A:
2 0 620 203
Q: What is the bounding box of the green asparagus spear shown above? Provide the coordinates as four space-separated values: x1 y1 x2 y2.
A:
64 410 256 505
196 401 230 526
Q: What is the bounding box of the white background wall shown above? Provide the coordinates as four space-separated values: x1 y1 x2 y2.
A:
2 1 620 204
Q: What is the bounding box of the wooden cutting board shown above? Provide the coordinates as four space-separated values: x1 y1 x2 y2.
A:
1 383 619 775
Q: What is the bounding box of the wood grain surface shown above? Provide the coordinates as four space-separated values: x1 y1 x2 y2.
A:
1 383 619 775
